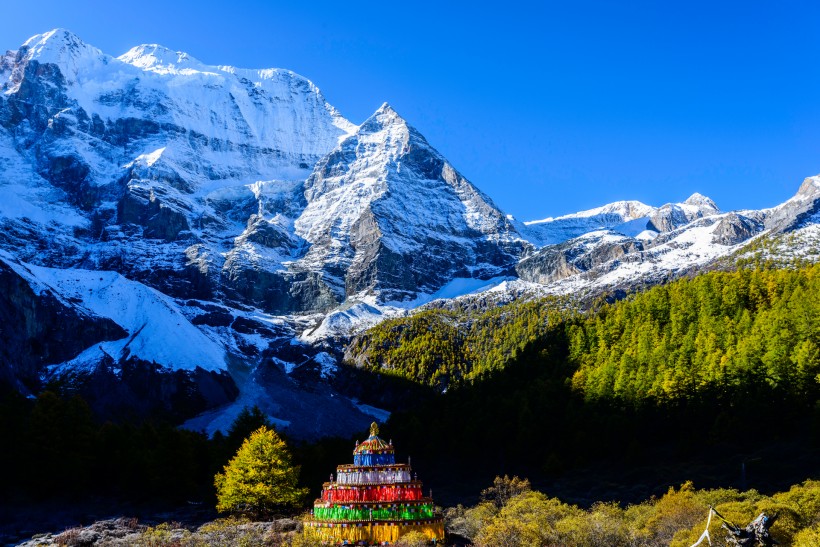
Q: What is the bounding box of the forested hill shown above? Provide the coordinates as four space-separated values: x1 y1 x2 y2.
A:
345 298 570 390
569 265 820 405
347 265 820 405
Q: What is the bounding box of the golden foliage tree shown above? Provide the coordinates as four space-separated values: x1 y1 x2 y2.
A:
480 474 532 508
214 426 307 518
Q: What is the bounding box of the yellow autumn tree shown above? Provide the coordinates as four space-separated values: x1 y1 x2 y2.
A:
214 426 307 518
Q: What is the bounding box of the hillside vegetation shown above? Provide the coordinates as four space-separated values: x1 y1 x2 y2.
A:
4 265 820 541
346 298 569 389
349 265 820 406
22 478 820 546
569 265 820 405
447 476 820 547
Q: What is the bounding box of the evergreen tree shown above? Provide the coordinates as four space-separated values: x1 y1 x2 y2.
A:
214 426 307 518
226 405 271 451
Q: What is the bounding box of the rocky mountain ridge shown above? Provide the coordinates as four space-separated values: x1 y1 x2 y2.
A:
1 29 819 438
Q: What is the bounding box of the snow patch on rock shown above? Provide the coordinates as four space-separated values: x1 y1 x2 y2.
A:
17 263 228 372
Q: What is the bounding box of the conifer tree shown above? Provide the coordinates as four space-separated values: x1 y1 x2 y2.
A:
226 406 271 451
214 426 307 518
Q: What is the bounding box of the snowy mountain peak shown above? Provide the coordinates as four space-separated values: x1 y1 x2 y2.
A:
597 200 655 219
375 101 398 116
521 192 723 248
683 192 719 213
359 102 409 135
796 176 820 200
521 199 655 247
118 43 206 74
295 100 523 302
16 29 106 82
21 28 95 56
526 200 654 225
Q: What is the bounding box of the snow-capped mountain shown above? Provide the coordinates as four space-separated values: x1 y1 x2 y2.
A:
1 29 818 439
1 29 521 312
0 30 526 436
1 29 350 300
514 181 819 299
519 193 720 247
514 192 726 286
521 200 656 246
294 103 525 302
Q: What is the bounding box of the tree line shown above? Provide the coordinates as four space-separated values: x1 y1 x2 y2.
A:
0 394 315 507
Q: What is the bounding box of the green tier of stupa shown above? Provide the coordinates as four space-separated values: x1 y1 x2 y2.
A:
312 499 436 521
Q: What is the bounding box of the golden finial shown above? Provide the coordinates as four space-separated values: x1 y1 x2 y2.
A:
370 422 379 437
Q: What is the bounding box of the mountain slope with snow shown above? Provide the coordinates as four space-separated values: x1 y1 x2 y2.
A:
1 29 819 439
0 28 356 310
513 184 819 299
521 200 656 246
19 263 228 373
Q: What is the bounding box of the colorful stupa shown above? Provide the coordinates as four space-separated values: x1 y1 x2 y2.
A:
305 422 444 545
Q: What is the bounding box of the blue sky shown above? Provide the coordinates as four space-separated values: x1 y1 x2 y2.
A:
3 1 819 220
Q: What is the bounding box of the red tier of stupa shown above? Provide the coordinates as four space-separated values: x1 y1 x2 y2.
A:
304 423 444 545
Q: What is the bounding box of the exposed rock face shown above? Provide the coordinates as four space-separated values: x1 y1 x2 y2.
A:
647 204 691 233
517 233 644 285
712 213 764 246
647 193 720 233
764 176 820 233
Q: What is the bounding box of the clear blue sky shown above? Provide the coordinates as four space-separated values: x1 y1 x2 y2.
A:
3 1 820 220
